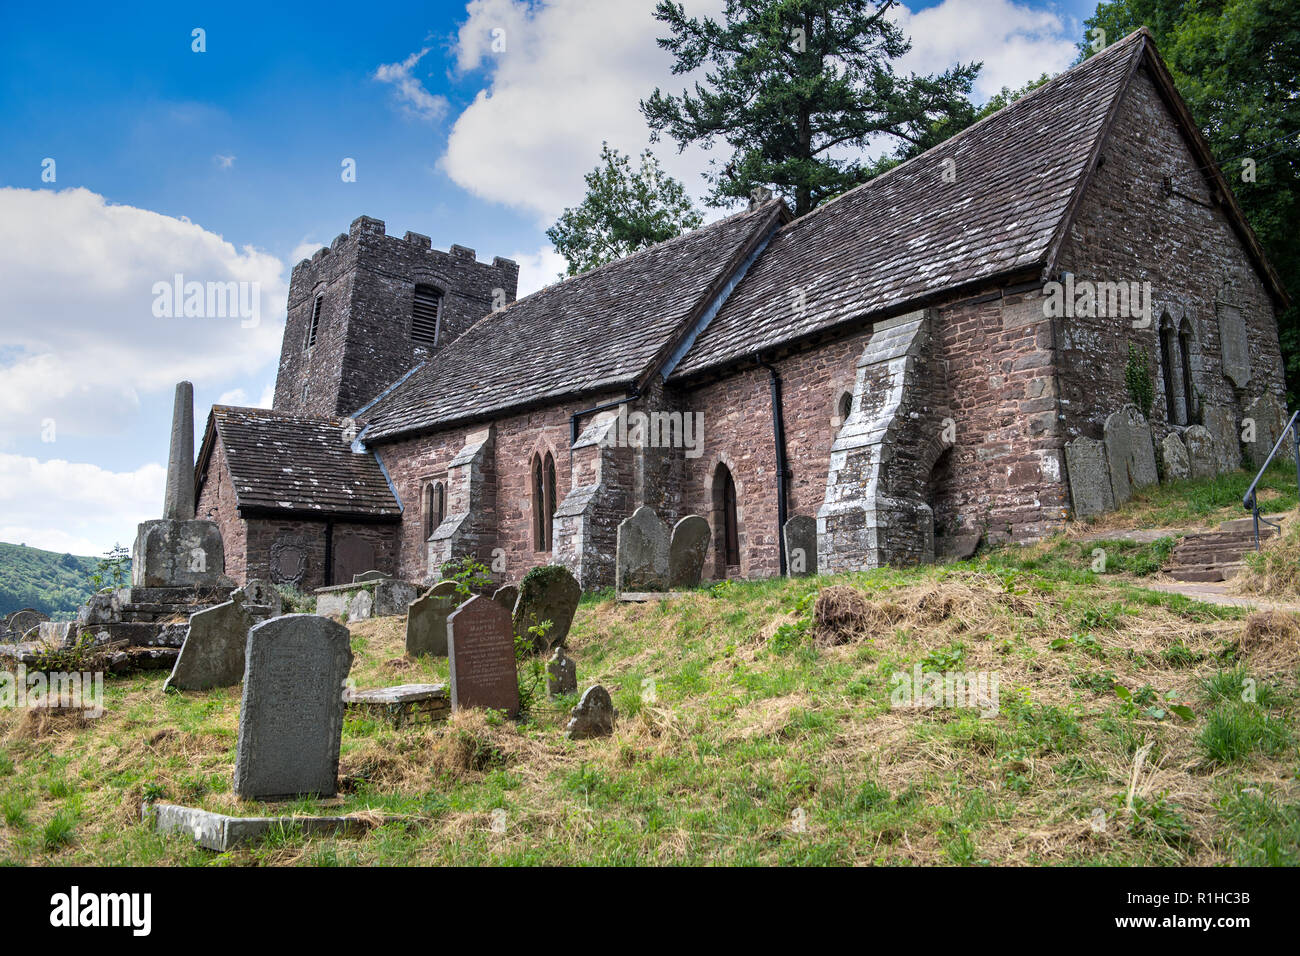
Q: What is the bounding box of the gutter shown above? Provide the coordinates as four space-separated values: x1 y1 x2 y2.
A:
755 353 790 576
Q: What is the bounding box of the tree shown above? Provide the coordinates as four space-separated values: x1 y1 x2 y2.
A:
546 143 704 276
640 0 980 216
1080 0 1300 400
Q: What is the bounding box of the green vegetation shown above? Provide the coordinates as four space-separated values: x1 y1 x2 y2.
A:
1124 343 1155 421
0 541 122 621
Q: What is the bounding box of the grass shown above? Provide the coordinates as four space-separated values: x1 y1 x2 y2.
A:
1 471 1297 866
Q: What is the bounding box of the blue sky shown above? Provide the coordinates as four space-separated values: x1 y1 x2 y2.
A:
0 0 1097 554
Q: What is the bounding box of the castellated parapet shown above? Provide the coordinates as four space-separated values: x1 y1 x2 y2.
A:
272 215 519 418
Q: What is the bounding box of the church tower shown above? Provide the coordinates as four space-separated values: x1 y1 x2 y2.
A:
272 215 519 418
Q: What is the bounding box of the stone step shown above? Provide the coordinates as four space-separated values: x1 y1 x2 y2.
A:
1169 563 1243 582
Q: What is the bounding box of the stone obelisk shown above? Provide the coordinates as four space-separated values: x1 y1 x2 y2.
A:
132 382 227 588
163 382 197 521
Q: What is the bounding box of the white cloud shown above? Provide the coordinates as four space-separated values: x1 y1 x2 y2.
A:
0 453 165 554
214 154 236 169
374 48 451 122
439 0 1076 222
892 0 1078 101
0 187 287 442
510 245 568 298
290 240 325 266
216 383 274 409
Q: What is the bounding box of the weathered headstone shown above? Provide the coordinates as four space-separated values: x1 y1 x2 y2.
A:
405 583 463 657
233 615 353 800
1202 405 1241 474
447 595 519 717
615 506 670 593
546 646 577 697
513 565 582 652
236 579 283 617
492 584 518 616
782 515 818 576
1244 393 1289 470
353 570 390 583
348 589 373 622
1103 405 1158 505
1159 432 1190 482
669 515 712 587
1064 437 1115 517
1184 425 1216 479
372 580 419 616
165 595 252 692
565 685 617 740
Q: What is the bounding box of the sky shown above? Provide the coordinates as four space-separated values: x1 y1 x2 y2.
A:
0 0 1097 555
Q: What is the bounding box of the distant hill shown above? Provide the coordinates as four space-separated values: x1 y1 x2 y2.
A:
0 542 123 621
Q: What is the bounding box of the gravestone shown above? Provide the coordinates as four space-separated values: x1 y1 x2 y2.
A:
782 515 818 576
492 584 518 616
668 515 711 587
236 579 282 617
1244 393 1289 470
1103 405 1158 505
616 506 670 593
513 566 582 652
447 595 519 717
164 595 252 692
4 608 48 642
353 570 390 583
1183 425 1216 479
1064 437 1115 517
348 589 373 622
1159 432 1190 482
269 535 308 587
405 582 463 657
546 646 577 697
1202 405 1241 474
233 615 353 800
565 685 617 740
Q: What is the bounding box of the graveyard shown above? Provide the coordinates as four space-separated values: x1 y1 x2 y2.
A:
1 465 1298 865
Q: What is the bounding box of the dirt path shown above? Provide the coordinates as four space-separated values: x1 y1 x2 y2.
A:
1141 579 1300 614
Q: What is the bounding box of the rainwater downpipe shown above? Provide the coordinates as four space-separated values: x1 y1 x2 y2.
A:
756 354 790 575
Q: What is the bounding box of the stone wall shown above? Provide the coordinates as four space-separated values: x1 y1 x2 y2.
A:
1054 65 1286 456
195 433 247 582
272 215 519 419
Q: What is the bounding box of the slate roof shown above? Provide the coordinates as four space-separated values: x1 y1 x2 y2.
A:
670 29 1150 380
360 200 785 442
199 405 400 519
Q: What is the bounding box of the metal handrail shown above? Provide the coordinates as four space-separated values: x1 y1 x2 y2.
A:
1242 408 1300 550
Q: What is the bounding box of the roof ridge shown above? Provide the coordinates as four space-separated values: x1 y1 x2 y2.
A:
768 28 1150 236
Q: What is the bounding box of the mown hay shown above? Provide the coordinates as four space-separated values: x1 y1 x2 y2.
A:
813 585 870 645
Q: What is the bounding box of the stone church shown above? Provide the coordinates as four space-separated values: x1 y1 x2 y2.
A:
194 29 1289 592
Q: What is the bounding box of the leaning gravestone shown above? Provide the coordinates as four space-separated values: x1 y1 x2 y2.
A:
616 506 670 593
1159 432 1190 482
348 589 373 622
1103 406 1158 505
513 566 582 653
405 582 463 657
546 646 577 697
164 594 252 692
447 595 519 718
1064 437 1115 517
782 515 818 576
668 515 711 588
1184 425 1216 479
1244 393 1289 470
492 584 518 616
237 579 283 617
565 685 617 740
1202 405 1241 474
234 615 353 800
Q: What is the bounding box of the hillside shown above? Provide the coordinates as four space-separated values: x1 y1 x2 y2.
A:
0 542 110 621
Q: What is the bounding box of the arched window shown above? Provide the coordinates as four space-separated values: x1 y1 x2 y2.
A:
412 285 443 346
1159 315 1185 425
305 294 323 350
712 463 740 575
838 392 853 425
532 452 558 551
422 481 445 541
1178 319 1195 421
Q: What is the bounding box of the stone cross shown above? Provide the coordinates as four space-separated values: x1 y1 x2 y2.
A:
164 381 196 521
